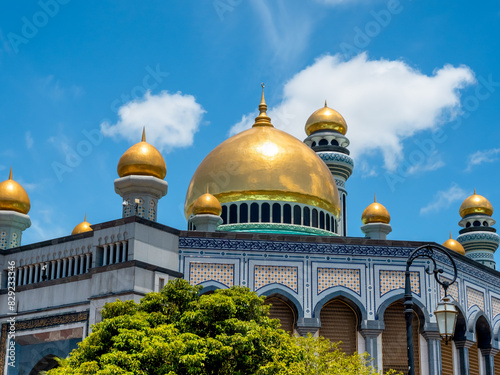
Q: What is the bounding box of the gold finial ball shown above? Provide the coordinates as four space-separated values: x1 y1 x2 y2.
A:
192 192 222 217
117 130 167 179
361 200 390 225
459 191 493 218
442 234 465 255
305 103 348 136
0 169 30 214
71 215 93 235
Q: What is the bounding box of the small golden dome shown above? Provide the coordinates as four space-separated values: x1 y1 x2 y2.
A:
0 168 30 214
361 195 390 224
192 190 222 216
459 189 493 218
442 232 465 255
71 214 93 235
117 128 166 179
305 101 348 136
185 86 341 219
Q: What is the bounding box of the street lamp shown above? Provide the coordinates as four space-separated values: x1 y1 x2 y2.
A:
404 244 458 375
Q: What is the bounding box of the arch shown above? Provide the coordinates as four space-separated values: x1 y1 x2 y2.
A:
319 298 358 355
468 311 493 348
259 287 304 319
293 205 301 225
221 205 228 224
303 207 310 226
312 209 318 228
250 203 259 223
261 203 270 222
239 203 248 223
30 354 59 375
318 139 328 146
377 293 430 327
313 289 367 321
263 294 298 333
229 204 237 224
199 281 229 294
272 203 281 223
283 204 292 224
28 347 68 375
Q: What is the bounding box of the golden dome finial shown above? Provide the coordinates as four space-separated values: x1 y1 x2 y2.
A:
459 189 493 217
71 214 92 235
305 102 348 136
442 231 465 255
192 191 222 216
374 193 377 203
253 83 272 127
0 168 31 214
324 100 327 107
142 127 146 142
474 188 476 195
361 196 390 225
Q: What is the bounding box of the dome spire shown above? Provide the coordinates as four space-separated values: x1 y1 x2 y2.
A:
9 167 12 180
253 83 273 127
374 193 377 203
325 100 328 107
142 127 146 142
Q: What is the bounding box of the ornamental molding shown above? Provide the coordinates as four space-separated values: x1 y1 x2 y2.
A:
457 232 500 244
317 152 354 167
217 223 338 237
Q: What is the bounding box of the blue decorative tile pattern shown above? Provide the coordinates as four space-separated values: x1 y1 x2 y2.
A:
317 268 360 295
316 152 354 166
189 262 234 287
254 265 298 292
379 270 420 296
458 232 500 244
467 287 485 311
492 297 500 319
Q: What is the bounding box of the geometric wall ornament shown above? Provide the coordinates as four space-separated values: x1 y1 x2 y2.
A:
467 287 485 311
380 270 420 297
254 265 298 292
492 297 500 319
189 262 234 288
317 268 360 295
439 276 459 302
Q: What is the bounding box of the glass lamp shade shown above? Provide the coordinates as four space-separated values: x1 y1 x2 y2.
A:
435 296 458 343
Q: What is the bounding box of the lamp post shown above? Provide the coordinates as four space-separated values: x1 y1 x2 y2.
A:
404 244 458 375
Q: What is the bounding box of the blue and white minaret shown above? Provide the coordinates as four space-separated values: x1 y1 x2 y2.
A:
304 102 354 236
456 190 499 269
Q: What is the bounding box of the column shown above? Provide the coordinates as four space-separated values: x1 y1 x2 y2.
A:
34 265 39 283
17 268 22 287
481 348 498 375
28 265 33 284
422 331 442 375
103 245 109 266
122 241 128 262
79 255 85 274
56 259 62 279
50 261 56 279
85 253 91 273
62 258 68 278
360 329 383 371
68 257 73 277
455 340 474 375
109 244 115 265
23 266 28 285
73 256 79 275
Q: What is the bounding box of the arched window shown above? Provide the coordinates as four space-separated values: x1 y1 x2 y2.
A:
312 209 318 228
331 139 339 146
250 203 259 222
466 222 471 228
262 203 270 222
319 211 325 229
311 141 316 147
221 205 228 224
484 221 489 227
319 299 357 355
473 220 481 227
318 139 328 146
264 296 297 334
303 207 310 226
293 205 301 225
283 204 292 224
326 214 330 231
383 302 421 375
272 203 281 223
331 217 335 232
239 203 248 223
229 204 237 224
30 355 59 374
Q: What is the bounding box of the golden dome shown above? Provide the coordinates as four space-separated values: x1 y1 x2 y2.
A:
71 214 93 235
184 86 340 219
361 195 390 224
305 101 348 136
192 190 222 216
442 232 465 255
117 128 166 179
459 189 493 218
0 168 30 214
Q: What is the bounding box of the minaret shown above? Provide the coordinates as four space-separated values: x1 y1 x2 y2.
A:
304 102 353 236
456 190 499 269
0 168 31 249
189 189 223 232
360 194 392 240
115 128 168 221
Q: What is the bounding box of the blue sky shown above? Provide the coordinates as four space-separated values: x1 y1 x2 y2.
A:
1 1 499 261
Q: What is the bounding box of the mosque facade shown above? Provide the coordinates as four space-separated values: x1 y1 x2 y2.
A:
0 88 499 374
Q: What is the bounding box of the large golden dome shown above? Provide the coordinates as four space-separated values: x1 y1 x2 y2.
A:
361 195 390 224
117 128 166 179
192 191 222 216
185 90 340 219
305 101 348 136
442 232 465 255
0 168 30 214
71 214 93 235
459 189 493 218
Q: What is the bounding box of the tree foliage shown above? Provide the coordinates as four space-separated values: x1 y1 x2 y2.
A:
47 279 401 375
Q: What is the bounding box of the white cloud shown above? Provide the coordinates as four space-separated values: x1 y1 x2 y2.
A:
406 152 445 175
466 148 500 172
229 53 475 171
420 184 467 215
25 131 34 149
101 91 205 152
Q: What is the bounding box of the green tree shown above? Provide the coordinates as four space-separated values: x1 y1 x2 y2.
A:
47 279 400 375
